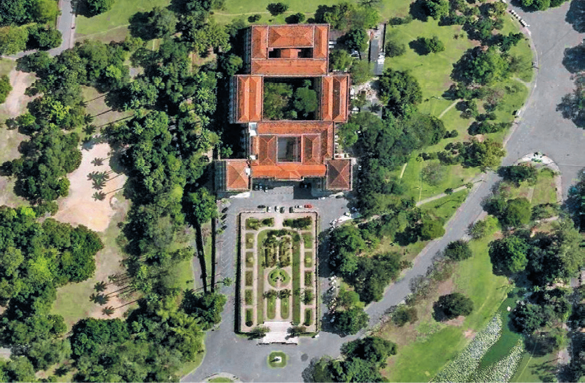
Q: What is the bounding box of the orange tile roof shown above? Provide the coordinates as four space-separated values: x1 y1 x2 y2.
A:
313 25 329 59
268 25 314 48
252 164 327 180
251 59 328 76
225 160 250 191
321 75 350 122
251 122 333 169
327 159 352 190
236 76 263 123
251 26 268 59
258 135 277 165
321 76 333 121
332 75 349 122
303 135 321 165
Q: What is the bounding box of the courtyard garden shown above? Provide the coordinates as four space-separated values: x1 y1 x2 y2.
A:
239 212 319 334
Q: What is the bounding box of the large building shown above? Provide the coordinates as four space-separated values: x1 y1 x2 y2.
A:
219 24 353 193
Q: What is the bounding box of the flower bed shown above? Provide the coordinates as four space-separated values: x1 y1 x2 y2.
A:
434 315 503 382
470 340 524 382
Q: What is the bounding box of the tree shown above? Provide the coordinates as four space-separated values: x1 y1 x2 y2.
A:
34 0 60 23
148 7 177 38
342 336 397 365
27 25 62 50
423 0 449 20
0 74 12 104
219 54 242 76
444 240 472 261
86 0 115 16
182 291 227 330
335 307 369 335
267 2 288 16
344 28 368 52
349 60 372 85
460 138 506 169
286 12 305 24
502 197 532 227
454 47 510 85
0 26 28 55
435 293 474 320
248 14 261 22
500 165 538 185
420 219 445 240
378 68 422 117
330 49 353 71
186 188 217 225
293 86 318 117
489 235 529 274
385 34 406 57
416 35 445 54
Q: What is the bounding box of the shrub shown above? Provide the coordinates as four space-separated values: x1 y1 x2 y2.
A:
444 240 472 261
435 293 474 320
267 2 288 16
420 219 445 240
0 75 12 105
422 162 446 186
392 305 418 326
248 14 262 22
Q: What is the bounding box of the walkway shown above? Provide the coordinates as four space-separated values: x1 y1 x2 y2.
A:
183 4 585 381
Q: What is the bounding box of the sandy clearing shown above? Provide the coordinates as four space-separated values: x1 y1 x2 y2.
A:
54 143 127 232
1 70 36 118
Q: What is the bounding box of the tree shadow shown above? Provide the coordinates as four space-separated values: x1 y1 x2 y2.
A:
409 0 429 22
566 0 585 33
431 301 449 321
408 38 430 56
556 88 585 129
128 12 156 41
562 44 585 73
73 0 97 18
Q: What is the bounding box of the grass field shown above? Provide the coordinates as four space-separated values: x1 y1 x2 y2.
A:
76 0 171 39
381 233 510 381
0 59 15 77
420 190 470 222
506 167 558 206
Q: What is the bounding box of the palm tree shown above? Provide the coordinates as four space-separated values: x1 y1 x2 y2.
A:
92 192 106 201
102 306 115 316
94 281 107 292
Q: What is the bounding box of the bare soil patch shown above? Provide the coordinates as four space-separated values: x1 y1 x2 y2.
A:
53 143 127 232
0 70 36 120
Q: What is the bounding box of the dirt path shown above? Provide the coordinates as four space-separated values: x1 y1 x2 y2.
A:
438 99 461 119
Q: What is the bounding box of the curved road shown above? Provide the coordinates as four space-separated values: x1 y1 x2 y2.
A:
184 4 585 382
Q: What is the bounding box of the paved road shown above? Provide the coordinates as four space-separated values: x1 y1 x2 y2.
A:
51 0 76 55
184 5 585 382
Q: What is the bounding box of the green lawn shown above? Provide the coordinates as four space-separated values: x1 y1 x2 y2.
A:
281 296 290 319
209 378 233 383
383 234 510 381
0 59 15 77
76 0 171 38
267 295 276 319
267 351 288 368
420 190 470 222
507 167 558 206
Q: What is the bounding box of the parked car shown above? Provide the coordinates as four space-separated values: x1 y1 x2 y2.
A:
267 206 272 212
258 205 266 209
304 204 313 208
280 206 285 213
274 206 279 212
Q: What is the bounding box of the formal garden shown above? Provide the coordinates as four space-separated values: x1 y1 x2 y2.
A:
239 212 319 335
